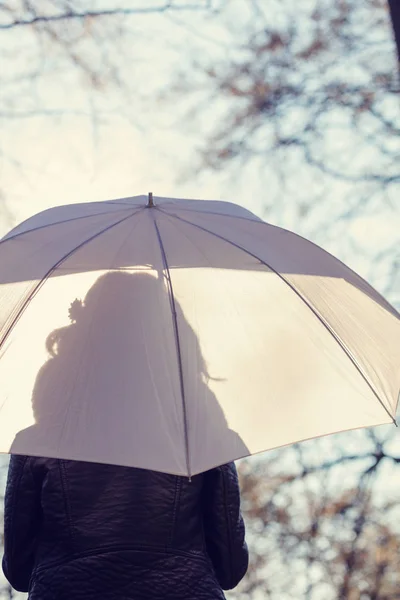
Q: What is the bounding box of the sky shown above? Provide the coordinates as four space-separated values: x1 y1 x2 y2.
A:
0 1 244 232
1 1 398 283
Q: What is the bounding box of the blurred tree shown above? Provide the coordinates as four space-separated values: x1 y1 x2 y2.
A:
231 430 400 599
171 0 399 302
0 0 215 222
0 1 213 89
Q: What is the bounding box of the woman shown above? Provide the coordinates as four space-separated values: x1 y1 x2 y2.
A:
2 457 248 599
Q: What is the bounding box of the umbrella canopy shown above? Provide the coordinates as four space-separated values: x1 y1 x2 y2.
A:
0 194 399 476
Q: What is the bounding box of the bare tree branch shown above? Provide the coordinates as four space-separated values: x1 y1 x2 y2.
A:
0 1 212 29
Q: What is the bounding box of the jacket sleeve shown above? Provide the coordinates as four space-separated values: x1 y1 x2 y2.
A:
2 455 44 592
202 462 249 590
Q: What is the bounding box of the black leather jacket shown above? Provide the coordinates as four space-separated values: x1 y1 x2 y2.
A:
2 456 248 599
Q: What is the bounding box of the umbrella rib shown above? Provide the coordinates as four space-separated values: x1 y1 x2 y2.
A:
0 205 137 247
157 208 397 427
0 208 144 357
159 205 263 223
159 207 399 320
150 212 191 479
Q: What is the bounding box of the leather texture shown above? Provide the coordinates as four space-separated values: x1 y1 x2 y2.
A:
2 456 248 599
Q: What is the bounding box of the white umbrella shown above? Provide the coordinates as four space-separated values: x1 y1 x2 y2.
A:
0 194 399 477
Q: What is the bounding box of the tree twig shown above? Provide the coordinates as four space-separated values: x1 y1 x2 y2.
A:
0 1 212 29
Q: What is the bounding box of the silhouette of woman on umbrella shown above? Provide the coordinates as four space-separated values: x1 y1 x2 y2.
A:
4 270 249 600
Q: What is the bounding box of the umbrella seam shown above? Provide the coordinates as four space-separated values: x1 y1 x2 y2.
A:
0 205 138 247
156 208 397 427
150 211 191 479
157 206 399 320
0 208 144 358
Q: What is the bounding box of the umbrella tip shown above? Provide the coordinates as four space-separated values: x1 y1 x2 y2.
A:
147 192 154 208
